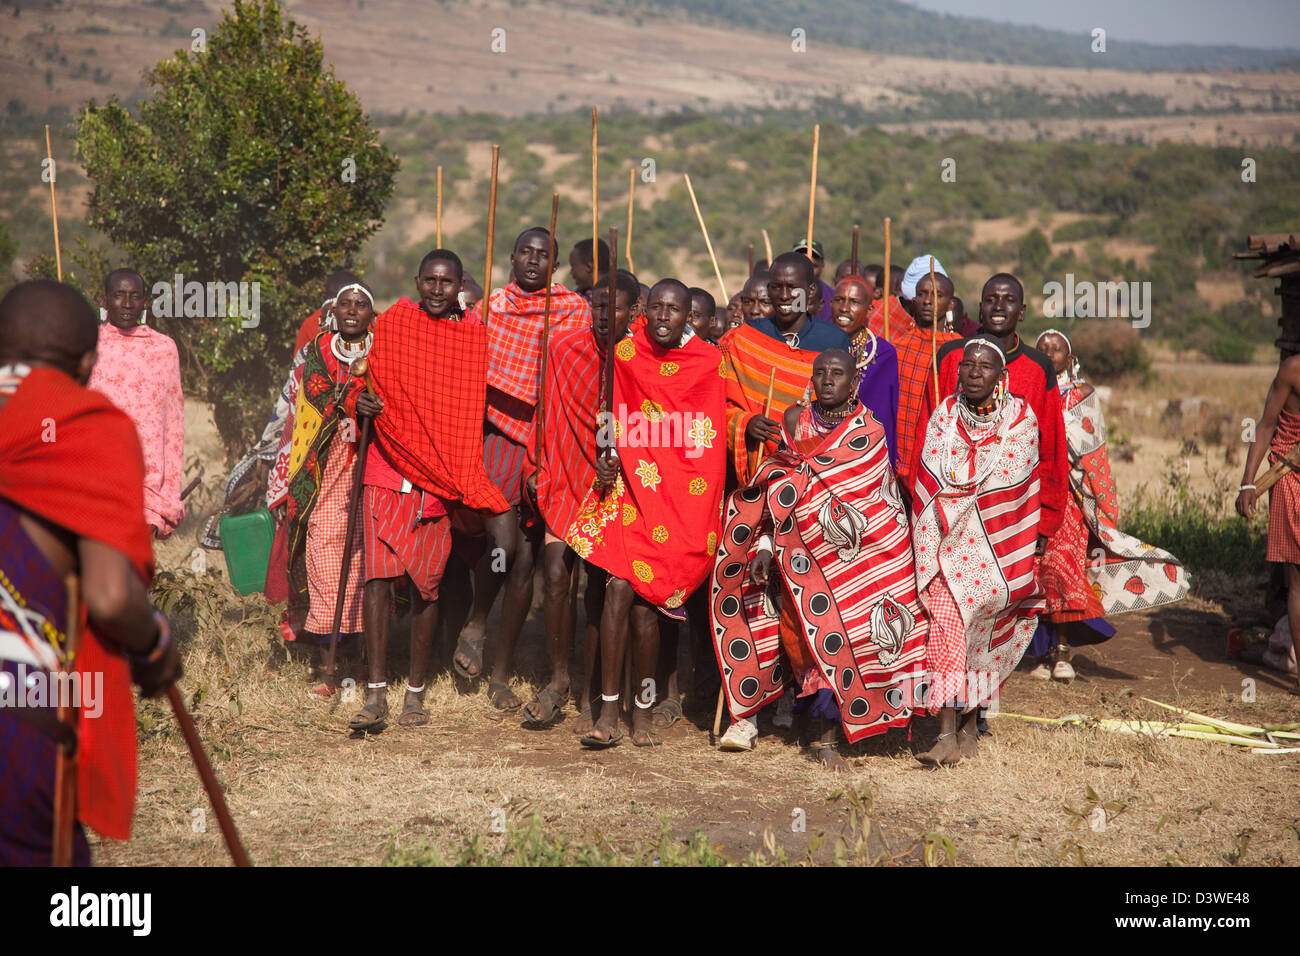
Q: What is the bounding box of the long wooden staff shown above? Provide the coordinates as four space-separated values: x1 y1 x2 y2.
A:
747 243 755 276
325 359 373 686
591 108 598 272
851 224 860 275
536 193 560 471
481 145 500 326
882 217 892 339
45 125 63 280
166 684 251 866
626 167 635 274
683 174 728 303
52 575 79 865
747 368 777 477
601 227 619 473
929 255 939 404
436 165 443 248
805 124 820 262
761 229 773 267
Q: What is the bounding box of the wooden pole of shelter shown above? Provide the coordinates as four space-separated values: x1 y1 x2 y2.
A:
481 145 500 325
929 256 939 405
536 193 560 469
626 167 635 274
882 217 892 339
45 125 62 280
805 124 820 262
683 174 728 303
436 166 443 248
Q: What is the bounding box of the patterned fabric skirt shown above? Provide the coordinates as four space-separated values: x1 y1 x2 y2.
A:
304 439 365 634
923 575 967 712
1039 495 1106 624
484 426 528 507
363 485 451 601
1267 411 1300 564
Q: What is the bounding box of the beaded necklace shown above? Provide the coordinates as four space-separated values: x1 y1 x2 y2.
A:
331 330 372 366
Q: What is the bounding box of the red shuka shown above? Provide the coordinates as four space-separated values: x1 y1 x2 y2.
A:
0 367 153 841
536 328 601 536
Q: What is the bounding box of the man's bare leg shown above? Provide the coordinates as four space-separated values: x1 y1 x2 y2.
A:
584 577 633 745
630 601 662 746
484 520 537 709
574 566 604 735
453 509 518 680
1288 564 1300 694
653 617 682 728
400 588 438 726
352 577 395 729
523 538 575 724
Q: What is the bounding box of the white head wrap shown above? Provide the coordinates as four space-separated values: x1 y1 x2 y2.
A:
900 254 948 300
1035 328 1072 354
963 336 1006 365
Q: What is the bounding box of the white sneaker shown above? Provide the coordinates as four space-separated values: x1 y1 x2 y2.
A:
1052 659 1076 682
718 716 758 751
1030 661 1052 680
773 692 794 729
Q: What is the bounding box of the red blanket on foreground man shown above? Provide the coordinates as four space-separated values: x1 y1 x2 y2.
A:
712 403 930 742
536 327 601 536
566 328 726 613
352 297 509 514
0 367 152 841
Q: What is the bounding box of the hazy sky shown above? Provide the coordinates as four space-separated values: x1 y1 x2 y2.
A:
905 0 1300 50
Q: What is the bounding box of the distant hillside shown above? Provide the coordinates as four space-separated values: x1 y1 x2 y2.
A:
610 0 1300 71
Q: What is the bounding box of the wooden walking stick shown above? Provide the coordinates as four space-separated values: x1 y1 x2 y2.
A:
761 229 773 267
851 224 860 275
325 358 374 687
626 167 636 274
51 575 79 866
436 165 443 248
711 681 726 744
882 217 892 339
683 173 728 303
805 124 820 262
536 193 560 467
747 243 755 276
929 255 940 405
481 144 500 326
45 125 63 281
591 108 598 272
747 367 777 477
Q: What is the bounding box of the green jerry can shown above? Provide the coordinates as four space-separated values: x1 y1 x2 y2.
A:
219 506 275 596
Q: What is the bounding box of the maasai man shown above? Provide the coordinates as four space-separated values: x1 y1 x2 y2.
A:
892 265 959 490
834 259 869 283
566 279 725 748
720 252 851 490
1237 352 1300 695
455 228 591 710
912 336 1045 766
569 237 612 300
792 239 834 323
1029 330 1189 680
830 274 899 465
739 271 775 324
713 349 929 769
460 274 485 316
863 262 913 342
687 287 720 344
87 268 184 538
0 280 182 865
346 250 512 732
269 282 375 694
912 274 1068 544
725 293 744 330
526 270 637 727
951 295 979 337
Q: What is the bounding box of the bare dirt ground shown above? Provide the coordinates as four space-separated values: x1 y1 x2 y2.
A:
6 0 1299 147
98 360 1300 868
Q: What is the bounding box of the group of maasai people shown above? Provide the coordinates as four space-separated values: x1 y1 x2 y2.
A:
8 221 1251 864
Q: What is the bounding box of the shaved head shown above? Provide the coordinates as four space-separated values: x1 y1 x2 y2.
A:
0 280 100 378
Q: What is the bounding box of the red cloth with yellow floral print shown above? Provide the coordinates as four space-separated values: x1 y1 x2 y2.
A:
565 327 725 615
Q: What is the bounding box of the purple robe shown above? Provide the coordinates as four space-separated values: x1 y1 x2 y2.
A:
855 335 899 468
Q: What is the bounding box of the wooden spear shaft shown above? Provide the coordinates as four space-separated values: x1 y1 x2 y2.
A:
436 165 443 248
805 124 819 262
762 229 773 267
536 193 559 464
52 574 79 866
591 108 598 276
481 145 500 326
748 243 755 275
882 217 892 339
683 173 728 303
851 224 860 275
626 167 635 274
929 256 939 405
45 125 62 281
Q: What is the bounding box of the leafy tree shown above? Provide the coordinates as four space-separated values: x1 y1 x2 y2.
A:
77 0 397 455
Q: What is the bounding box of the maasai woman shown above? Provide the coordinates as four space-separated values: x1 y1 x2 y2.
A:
270 283 375 695
713 349 928 769
912 336 1045 766
1029 331 1189 680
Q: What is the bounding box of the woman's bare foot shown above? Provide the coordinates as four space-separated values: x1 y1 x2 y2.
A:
917 731 961 767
